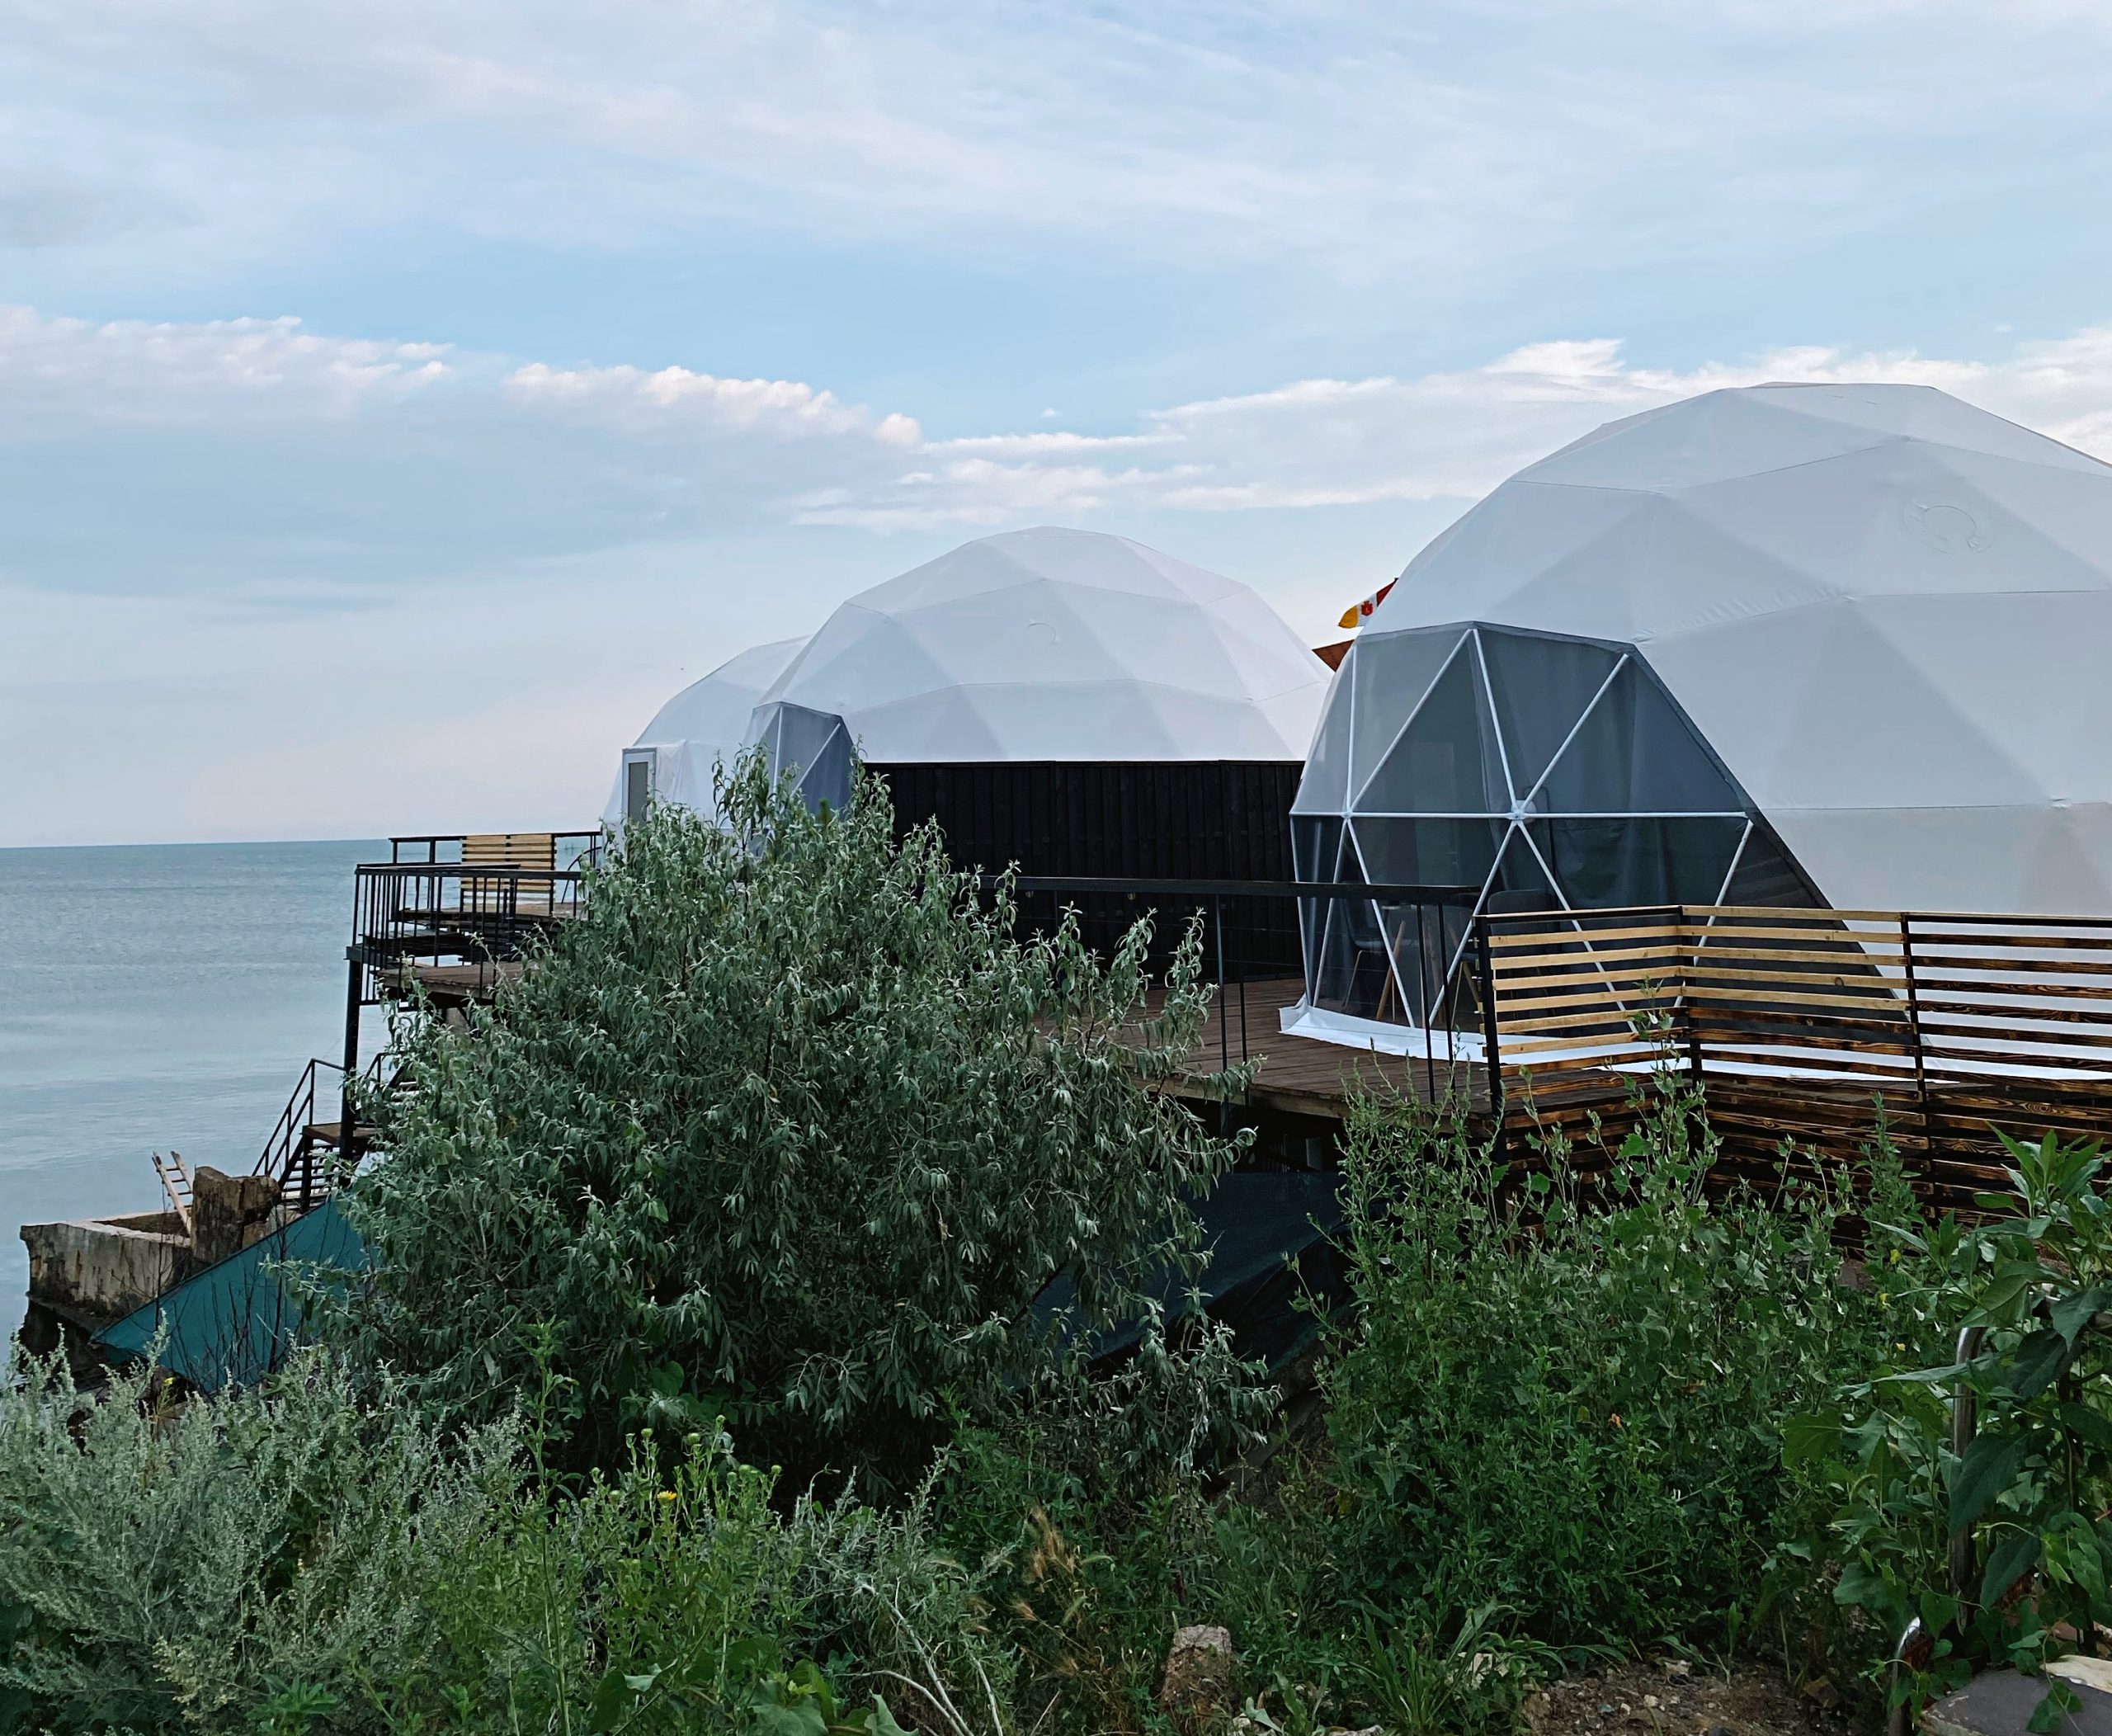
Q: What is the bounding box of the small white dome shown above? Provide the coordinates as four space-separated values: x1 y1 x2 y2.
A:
601 635 806 831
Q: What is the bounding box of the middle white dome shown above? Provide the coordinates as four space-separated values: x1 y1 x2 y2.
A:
747 526 1331 766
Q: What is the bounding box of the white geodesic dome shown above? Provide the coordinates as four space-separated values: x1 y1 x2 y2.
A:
601 635 806 834
747 527 1331 804
1342 382 2112 918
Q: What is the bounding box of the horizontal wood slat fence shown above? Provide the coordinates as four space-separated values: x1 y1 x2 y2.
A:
1479 904 2112 1207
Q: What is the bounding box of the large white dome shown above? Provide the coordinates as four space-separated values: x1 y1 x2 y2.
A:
1360 382 2112 915
750 526 1330 768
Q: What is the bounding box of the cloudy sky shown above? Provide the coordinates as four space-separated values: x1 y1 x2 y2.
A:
5 0 2112 845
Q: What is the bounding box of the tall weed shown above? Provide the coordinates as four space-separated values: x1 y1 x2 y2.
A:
1321 1077 1902 1652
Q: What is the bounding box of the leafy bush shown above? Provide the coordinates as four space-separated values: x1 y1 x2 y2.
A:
337 757 1244 1485
0 1345 1006 1734
1318 1079 1902 1653
1795 1130 2112 1714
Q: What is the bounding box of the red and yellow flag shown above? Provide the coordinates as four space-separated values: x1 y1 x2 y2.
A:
1338 579 1396 630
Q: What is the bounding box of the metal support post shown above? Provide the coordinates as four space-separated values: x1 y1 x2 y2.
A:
340 950 363 1161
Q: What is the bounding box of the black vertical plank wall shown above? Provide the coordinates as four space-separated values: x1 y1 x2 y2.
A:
865 761 1304 975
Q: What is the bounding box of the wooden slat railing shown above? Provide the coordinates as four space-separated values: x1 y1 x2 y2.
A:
1481 905 2112 1204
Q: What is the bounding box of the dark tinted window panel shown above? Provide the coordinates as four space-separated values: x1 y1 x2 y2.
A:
1536 666 1742 816
1347 627 1465 799
1351 815 1503 890
1479 630 1624 802
1539 815 1747 907
1360 650 1510 814
1721 826 1820 907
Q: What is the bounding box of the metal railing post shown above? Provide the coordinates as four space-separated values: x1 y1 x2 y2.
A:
1678 905 1704 1087
339 953 361 1163
1214 892 1230 1076
1476 915 1505 1145
1950 1323 1987 1611
1901 913 1932 1153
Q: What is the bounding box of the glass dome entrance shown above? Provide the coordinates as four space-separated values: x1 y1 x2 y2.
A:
1290 622 1816 1031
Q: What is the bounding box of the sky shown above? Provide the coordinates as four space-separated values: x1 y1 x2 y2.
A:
5 0 2112 847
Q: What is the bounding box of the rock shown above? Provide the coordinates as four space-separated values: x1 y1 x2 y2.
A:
1159 1625 1237 1733
1708 1724 1738 1736
2048 1658 2112 1696
1803 1678 1844 1712
1660 1658 1694 1683
191 1166 281 1266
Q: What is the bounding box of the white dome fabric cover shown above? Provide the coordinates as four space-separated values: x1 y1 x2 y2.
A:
748 527 1331 767
601 635 807 832
1364 382 2112 916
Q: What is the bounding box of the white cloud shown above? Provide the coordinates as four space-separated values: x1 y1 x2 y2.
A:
504 360 920 444
0 305 925 592
799 328 2112 529
0 307 452 426
7 301 2112 598
10 300 2112 844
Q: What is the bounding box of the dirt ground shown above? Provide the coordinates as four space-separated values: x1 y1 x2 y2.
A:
1525 1658 1861 1736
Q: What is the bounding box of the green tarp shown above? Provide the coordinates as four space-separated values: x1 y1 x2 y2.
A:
95 1201 367 1391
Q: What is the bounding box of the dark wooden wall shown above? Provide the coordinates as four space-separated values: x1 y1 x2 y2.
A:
866 760 1305 977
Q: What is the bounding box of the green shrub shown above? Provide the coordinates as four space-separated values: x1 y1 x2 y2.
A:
337 757 1245 1488
1318 1079 1902 1653
0 1346 1007 1734
1794 1130 2112 1716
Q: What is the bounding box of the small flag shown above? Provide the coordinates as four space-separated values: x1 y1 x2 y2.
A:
1338 579 1396 630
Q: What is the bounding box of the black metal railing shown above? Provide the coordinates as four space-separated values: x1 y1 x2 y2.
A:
387 832 601 867
252 1051 395 1210
349 861 591 1007
344 861 1492 1125
989 875 1485 1091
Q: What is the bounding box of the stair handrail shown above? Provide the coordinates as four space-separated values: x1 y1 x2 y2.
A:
254 1057 342 1182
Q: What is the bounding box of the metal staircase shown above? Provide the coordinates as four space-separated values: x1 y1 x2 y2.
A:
249 1052 399 1213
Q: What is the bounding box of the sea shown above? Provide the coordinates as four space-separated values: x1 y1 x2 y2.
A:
0 840 388 1343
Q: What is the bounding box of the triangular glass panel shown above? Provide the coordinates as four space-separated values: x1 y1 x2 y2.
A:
1308 837 1392 1019
796 720 855 814
1374 898 1450 1027
1292 663 1356 815
1719 824 1818 907
1290 816 1346 988
1350 815 1503 894
1291 814 1345 883
1355 644 1511 816
1534 663 1745 816
1485 823 1565 916
1539 815 1747 908
1347 627 1469 801
1479 628 1624 806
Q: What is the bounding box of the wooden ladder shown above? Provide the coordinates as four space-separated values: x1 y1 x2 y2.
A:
152 1150 194 1234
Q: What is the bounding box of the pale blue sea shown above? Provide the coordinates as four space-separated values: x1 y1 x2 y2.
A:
0 841 388 1342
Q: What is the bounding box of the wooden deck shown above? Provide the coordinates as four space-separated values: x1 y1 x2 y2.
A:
370 899 2112 1210
389 961 529 1007
1157 977 1490 1121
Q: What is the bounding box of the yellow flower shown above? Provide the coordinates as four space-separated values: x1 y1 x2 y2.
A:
658 1491 678 1502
